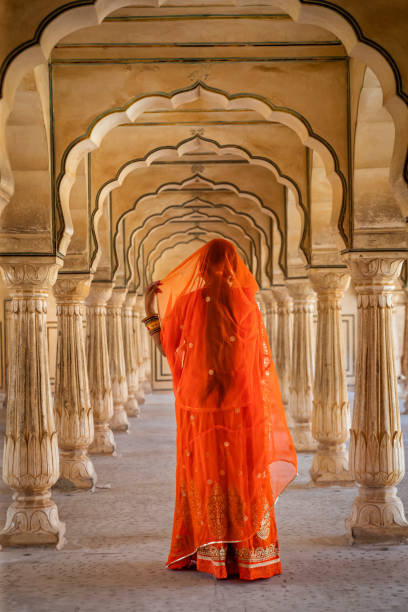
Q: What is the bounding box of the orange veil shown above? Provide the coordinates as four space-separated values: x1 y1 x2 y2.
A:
157 239 297 567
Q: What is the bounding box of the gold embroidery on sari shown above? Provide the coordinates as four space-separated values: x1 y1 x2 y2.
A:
256 502 271 540
234 544 279 563
207 482 227 539
197 544 227 562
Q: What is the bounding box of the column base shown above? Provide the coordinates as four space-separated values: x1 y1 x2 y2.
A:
125 396 141 418
88 422 116 455
0 491 66 549
291 423 318 452
346 485 408 543
309 443 354 486
59 448 97 489
110 404 130 432
143 380 152 394
135 390 145 404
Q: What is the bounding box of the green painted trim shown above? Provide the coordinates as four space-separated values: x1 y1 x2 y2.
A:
87 153 92 266
2 1 405 108
346 57 353 248
283 186 288 275
103 14 292 22
109 192 113 281
51 56 347 64
299 0 407 104
56 41 343 48
49 63 58 255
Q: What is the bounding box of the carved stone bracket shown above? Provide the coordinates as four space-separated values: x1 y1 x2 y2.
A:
308 268 354 486
287 279 317 451
343 252 408 542
107 288 130 432
86 282 116 455
122 293 141 418
53 274 97 490
0 259 66 549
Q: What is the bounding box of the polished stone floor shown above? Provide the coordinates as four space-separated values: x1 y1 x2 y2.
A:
1 392 408 612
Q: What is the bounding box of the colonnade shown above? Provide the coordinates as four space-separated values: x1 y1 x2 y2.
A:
0 264 151 548
262 255 408 542
0 253 408 548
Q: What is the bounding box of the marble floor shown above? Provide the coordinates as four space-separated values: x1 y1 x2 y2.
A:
1 392 408 612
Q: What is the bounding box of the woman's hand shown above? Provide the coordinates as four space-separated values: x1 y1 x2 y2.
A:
144 281 162 316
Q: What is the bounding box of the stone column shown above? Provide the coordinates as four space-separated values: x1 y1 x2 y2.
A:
0 260 65 548
308 269 354 485
107 288 129 432
262 289 278 358
287 280 317 451
401 288 408 414
343 253 408 541
86 282 116 455
122 292 141 418
53 275 97 489
272 286 293 419
136 296 151 394
132 301 145 404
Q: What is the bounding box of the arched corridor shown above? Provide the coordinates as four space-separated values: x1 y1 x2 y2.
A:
1 393 407 611
1 1 408 607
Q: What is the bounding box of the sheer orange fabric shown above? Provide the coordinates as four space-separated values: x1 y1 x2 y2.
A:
157 239 297 579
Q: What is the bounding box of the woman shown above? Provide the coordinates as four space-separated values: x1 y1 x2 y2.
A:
143 238 296 580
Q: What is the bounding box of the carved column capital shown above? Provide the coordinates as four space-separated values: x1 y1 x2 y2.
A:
0 259 62 294
53 274 92 302
272 285 291 306
343 252 405 293
108 287 127 309
308 268 350 298
286 279 316 304
124 292 137 310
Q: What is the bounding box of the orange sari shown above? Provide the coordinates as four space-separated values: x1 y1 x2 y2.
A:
157 239 297 580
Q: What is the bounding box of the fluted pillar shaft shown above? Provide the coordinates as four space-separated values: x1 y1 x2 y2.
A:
262 290 278 359
136 296 151 394
287 280 317 451
343 253 408 542
122 292 140 417
133 300 146 403
309 269 353 485
0 260 65 548
107 288 129 432
86 282 116 455
53 275 96 489
401 288 408 414
272 287 293 418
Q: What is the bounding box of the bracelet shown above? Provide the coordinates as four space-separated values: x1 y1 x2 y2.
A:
150 327 161 337
142 314 159 325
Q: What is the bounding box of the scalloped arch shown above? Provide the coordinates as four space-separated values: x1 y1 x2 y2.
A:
0 0 406 233
105 173 287 280
93 133 308 271
120 204 267 288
